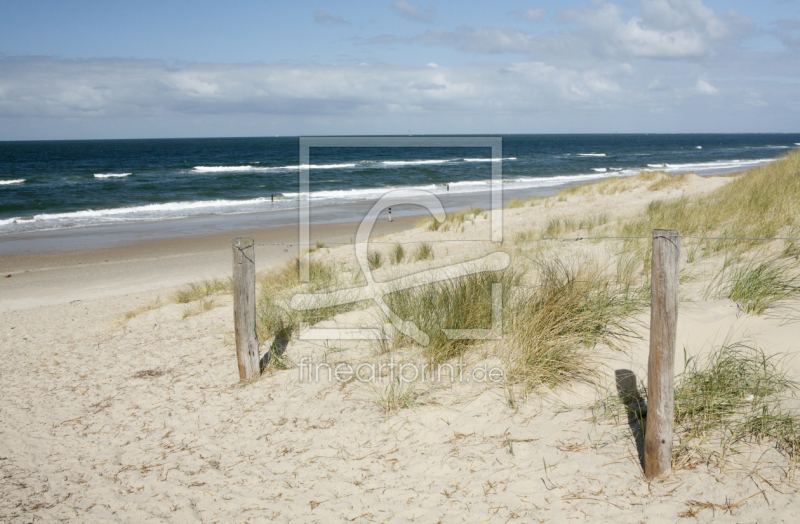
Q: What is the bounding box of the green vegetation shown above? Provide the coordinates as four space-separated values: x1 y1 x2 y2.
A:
420 206 485 232
255 257 365 345
181 297 216 319
413 242 434 261
707 255 800 314
504 258 646 390
389 243 405 265
370 377 418 414
620 151 800 254
672 342 800 464
385 268 520 363
367 249 383 270
173 277 232 303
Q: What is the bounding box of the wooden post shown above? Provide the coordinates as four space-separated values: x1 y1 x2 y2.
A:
232 237 260 381
645 229 680 479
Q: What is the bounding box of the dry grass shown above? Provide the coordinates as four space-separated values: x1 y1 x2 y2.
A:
560 170 666 196
173 277 233 304
369 377 418 413
385 267 521 363
120 297 162 321
598 341 800 472
413 242 434 261
673 342 800 463
367 249 383 270
504 257 646 390
620 151 800 256
389 243 405 265
181 297 216 319
255 257 367 346
420 206 485 232
706 254 800 315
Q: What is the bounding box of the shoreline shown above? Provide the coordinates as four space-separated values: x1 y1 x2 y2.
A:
2 153 800 522
0 161 769 312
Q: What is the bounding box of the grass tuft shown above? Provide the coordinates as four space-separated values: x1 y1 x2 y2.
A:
673 342 800 462
505 258 646 390
420 207 485 232
181 297 216 319
174 278 232 304
707 255 800 315
371 377 418 413
389 243 405 265
414 242 434 261
385 268 520 363
367 249 383 270
255 257 366 345
121 297 162 321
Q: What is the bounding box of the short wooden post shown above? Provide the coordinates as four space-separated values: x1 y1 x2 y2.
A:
232 237 260 381
645 229 680 479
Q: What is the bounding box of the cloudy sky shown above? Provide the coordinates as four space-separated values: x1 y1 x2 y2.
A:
0 0 798 139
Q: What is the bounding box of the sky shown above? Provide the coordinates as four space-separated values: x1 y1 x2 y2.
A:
0 0 798 139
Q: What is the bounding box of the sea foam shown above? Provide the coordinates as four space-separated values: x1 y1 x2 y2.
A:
94 173 131 179
381 160 450 166
463 157 517 162
192 163 357 173
0 179 25 185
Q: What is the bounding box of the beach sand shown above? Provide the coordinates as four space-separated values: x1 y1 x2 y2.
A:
2 170 800 522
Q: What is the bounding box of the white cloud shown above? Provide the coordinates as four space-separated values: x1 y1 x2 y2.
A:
563 1 728 58
695 78 719 95
314 11 350 26
509 8 546 22
0 57 625 120
391 1 436 23
389 1 737 60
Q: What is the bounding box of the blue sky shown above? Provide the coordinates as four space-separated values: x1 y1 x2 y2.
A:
0 0 798 139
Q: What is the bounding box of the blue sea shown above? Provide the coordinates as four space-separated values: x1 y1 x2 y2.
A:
1 134 798 235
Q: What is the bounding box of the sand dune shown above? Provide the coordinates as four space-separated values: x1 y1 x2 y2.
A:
2 167 800 522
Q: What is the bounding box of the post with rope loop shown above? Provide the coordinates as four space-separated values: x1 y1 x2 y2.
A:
232 237 260 381
645 229 680 479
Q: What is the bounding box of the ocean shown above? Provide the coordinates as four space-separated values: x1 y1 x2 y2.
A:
1 134 799 235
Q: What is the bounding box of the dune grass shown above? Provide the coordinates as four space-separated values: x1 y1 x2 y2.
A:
647 173 690 192
504 258 646 390
706 255 800 315
420 206 485 232
673 342 800 464
389 243 405 265
181 297 216 319
255 257 365 344
598 342 800 469
121 297 162 321
506 198 525 209
367 249 383 270
383 255 646 390
173 277 233 304
413 242 434 261
560 170 667 196
619 151 800 255
369 377 418 414
385 267 521 363
542 217 577 237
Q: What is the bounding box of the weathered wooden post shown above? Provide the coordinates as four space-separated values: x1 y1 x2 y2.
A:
645 229 680 479
232 237 260 381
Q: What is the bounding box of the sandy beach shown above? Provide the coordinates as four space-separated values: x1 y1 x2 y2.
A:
3 158 800 523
